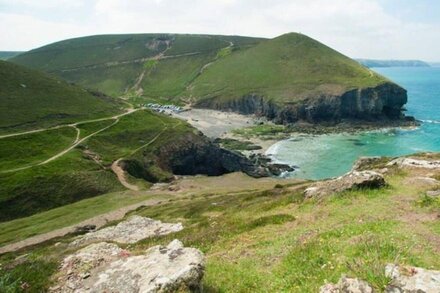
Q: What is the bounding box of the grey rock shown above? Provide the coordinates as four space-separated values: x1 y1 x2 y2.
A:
304 170 386 199
427 190 440 197
195 83 408 124
385 264 440 293
387 158 440 169
51 240 205 293
351 156 383 171
320 276 373 293
70 216 183 247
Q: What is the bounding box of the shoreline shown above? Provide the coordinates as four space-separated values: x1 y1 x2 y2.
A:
171 107 421 152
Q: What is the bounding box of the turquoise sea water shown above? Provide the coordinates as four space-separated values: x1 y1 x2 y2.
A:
267 67 440 180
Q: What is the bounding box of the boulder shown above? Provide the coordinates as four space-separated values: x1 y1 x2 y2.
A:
385 264 440 293
387 158 440 169
304 170 386 199
319 276 373 293
427 190 440 197
267 163 295 176
51 240 205 293
70 216 183 247
351 156 383 171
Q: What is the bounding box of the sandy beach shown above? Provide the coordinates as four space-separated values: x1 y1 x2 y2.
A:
172 108 256 138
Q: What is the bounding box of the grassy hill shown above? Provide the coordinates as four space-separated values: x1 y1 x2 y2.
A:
188 33 387 103
0 51 23 60
11 33 406 123
0 60 124 133
11 34 265 98
0 109 200 221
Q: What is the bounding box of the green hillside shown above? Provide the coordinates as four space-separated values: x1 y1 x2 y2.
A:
10 32 405 124
0 110 197 221
0 60 124 133
11 34 265 98
188 33 387 104
0 51 23 60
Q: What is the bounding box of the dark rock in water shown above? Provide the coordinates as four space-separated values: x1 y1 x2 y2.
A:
195 82 408 125
353 142 366 146
267 163 295 176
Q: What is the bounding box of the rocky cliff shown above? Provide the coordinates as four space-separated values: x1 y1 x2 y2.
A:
195 82 408 124
120 132 268 182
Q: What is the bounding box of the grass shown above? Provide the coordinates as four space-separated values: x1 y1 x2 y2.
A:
0 149 124 221
0 51 23 60
1 167 439 292
11 34 164 71
0 191 162 246
0 60 123 133
58 62 144 97
0 109 198 221
233 124 288 139
0 127 77 172
140 53 216 99
218 138 262 151
11 34 264 99
188 33 388 105
83 110 192 163
76 119 116 138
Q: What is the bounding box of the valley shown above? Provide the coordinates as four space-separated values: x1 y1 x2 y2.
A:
1 31 439 292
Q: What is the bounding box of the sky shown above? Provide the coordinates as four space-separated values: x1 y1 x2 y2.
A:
1 0 440 61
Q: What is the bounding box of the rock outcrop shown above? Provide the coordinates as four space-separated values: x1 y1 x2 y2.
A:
150 135 269 178
70 216 183 247
320 276 373 293
51 240 205 293
304 170 386 199
320 265 440 293
196 83 408 125
387 158 440 169
385 264 440 293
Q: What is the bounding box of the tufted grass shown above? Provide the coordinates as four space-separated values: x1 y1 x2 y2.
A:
1 166 440 292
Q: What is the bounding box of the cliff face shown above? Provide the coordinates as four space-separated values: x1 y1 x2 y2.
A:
195 83 408 124
121 132 268 182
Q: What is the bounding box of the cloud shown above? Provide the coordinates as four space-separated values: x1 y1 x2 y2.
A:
1 0 439 60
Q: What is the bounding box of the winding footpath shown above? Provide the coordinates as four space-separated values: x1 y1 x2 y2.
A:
0 108 139 174
0 197 165 255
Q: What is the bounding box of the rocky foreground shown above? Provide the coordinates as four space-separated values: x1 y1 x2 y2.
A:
51 240 204 292
1 154 440 292
320 264 440 293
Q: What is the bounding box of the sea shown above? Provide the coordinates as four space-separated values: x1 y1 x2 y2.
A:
266 67 440 180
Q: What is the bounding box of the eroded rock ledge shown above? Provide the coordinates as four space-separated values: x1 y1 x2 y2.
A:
51 240 205 293
320 264 440 293
195 83 410 125
121 132 270 182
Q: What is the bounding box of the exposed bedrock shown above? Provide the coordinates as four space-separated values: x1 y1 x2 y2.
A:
195 83 409 124
120 132 268 182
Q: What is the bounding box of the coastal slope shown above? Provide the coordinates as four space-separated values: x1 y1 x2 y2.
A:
188 33 408 124
0 60 124 133
11 33 409 125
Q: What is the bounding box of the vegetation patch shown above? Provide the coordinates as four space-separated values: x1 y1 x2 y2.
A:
0 127 77 172
217 138 262 151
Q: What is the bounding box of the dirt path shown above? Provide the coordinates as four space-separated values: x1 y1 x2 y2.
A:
0 198 166 254
0 125 66 139
110 118 176 190
185 41 234 91
111 159 140 191
0 108 139 174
